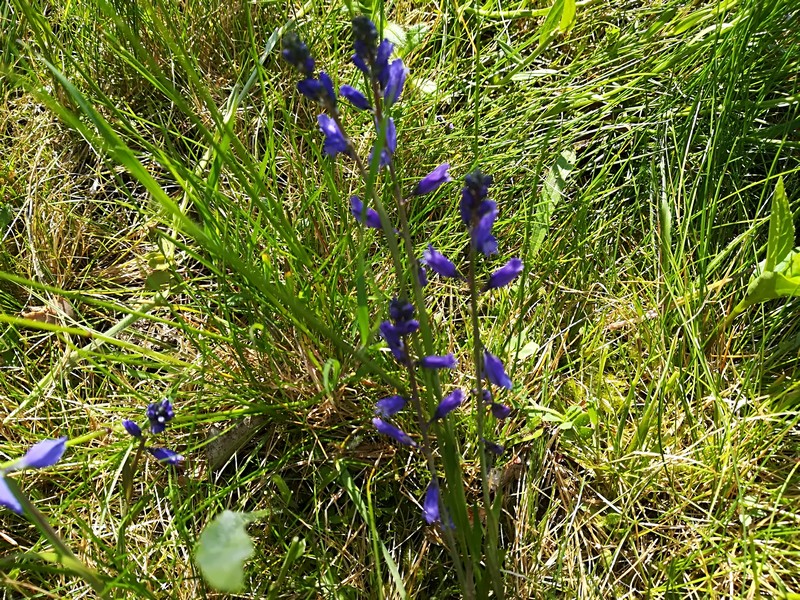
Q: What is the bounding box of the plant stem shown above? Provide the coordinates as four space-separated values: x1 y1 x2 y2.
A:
468 240 504 599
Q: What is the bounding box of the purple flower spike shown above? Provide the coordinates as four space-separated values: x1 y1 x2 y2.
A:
490 403 512 419
473 201 498 256
340 85 370 110
375 395 407 418
350 196 382 229
383 59 407 107
122 420 142 438
317 114 349 157
484 351 513 390
415 163 452 196
420 353 457 370
15 437 67 471
0 476 22 514
423 482 440 524
372 418 417 447
482 438 504 456
148 447 184 465
432 389 464 421
485 258 523 290
147 398 175 434
422 245 461 279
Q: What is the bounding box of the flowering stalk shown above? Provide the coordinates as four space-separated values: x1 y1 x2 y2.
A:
281 18 525 598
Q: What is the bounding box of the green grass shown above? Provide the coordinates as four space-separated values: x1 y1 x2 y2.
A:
1 0 799 597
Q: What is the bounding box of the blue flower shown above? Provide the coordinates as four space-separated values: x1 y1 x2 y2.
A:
350 196 382 229
148 447 184 465
1 437 68 514
375 395 407 418
423 482 440 524
372 418 417 447
418 265 428 287
389 298 415 323
460 169 493 225
484 351 513 390
297 78 324 101
415 163 452 196
420 353 457 370
146 398 175 434
432 389 464 421
490 403 511 419
319 72 336 106
340 85 371 110
370 118 396 167
383 59 407 107
422 245 461 279
317 114 349 157
482 438 504 456
375 39 394 87
122 420 142 438
380 321 406 362
473 201 498 256
281 32 315 76
0 476 21 514
485 258 523 290
14 437 68 471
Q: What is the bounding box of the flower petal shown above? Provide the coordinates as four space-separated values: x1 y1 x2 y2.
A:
122 420 142 438
484 351 513 390
485 258 523 291
420 353 457 370
375 395 407 418
432 389 464 421
317 114 349 157
0 476 22 514
415 163 452 196
350 196 382 229
372 418 416 447
383 59 407 107
422 245 460 279
340 85 370 110
148 447 184 465
16 437 67 470
482 438 504 456
490 403 512 419
423 482 440 524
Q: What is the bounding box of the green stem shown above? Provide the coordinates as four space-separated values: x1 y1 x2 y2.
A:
468 240 504 599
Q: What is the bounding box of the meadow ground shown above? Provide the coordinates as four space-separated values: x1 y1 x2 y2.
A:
1 0 799 598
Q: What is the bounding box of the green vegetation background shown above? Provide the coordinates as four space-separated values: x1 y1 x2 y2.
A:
1 0 798 597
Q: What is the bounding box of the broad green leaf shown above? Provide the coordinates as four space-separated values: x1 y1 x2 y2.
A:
539 0 565 46
530 150 575 258
195 510 255 593
765 177 794 271
384 22 406 49
560 0 577 32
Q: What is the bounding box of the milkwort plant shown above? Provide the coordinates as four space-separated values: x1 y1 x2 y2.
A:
283 16 523 598
120 397 183 511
